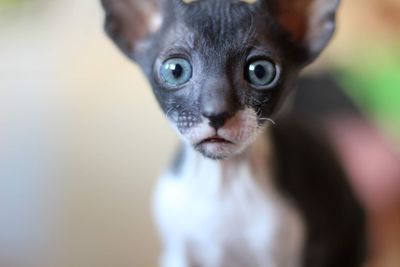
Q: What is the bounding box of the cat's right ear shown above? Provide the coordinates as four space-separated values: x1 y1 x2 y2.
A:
101 0 163 59
260 0 340 65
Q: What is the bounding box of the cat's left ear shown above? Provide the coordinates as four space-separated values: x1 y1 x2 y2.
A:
266 0 340 64
101 0 163 59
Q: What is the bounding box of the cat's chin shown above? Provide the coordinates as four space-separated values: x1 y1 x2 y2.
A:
194 142 244 161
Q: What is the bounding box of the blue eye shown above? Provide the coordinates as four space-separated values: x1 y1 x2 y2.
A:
246 59 277 88
160 58 192 86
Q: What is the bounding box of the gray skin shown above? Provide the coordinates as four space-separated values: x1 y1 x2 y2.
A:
101 1 367 267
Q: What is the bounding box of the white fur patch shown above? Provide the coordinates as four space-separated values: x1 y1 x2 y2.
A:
153 133 305 267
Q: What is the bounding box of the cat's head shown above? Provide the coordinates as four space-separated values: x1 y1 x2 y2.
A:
101 0 340 160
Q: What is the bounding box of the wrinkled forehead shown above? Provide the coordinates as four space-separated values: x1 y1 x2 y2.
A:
181 0 255 33
166 0 260 55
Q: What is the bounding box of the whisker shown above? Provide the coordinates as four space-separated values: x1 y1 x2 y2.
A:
262 98 270 103
166 108 174 117
259 117 276 125
249 96 263 106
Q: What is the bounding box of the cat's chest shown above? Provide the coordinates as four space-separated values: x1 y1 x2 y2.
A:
156 166 281 239
154 149 305 267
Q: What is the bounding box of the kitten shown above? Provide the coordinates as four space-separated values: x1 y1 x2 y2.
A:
100 0 366 266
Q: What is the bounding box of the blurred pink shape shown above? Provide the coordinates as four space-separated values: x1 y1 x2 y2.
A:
329 117 400 211
328 117 400 267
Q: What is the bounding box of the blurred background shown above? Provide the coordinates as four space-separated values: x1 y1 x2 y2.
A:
0 0 399 267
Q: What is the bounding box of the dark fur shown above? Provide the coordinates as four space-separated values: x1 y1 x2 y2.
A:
271 113 366 267
278 75 367 266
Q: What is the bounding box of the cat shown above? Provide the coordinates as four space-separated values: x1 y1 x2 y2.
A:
100 0 366 266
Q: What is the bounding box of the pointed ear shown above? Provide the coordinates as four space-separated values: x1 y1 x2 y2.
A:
101 0 163 59
271 0 340 64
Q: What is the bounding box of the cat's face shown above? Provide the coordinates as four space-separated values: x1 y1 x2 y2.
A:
101 0 339 159
149 4 289 159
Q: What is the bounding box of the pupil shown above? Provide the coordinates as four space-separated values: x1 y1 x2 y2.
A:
172 64 183 78
254 65 266 79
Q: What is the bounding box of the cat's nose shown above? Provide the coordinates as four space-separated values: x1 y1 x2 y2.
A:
202 111 232 130
199 75 239 130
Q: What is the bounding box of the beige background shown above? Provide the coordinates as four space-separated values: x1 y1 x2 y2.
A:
1 1 175 266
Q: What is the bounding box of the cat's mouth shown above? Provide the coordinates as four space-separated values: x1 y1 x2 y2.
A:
198 136 234 146
195 135 236 160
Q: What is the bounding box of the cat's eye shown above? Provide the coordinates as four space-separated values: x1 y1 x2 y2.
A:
245 59 278 88
160 58 192 87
